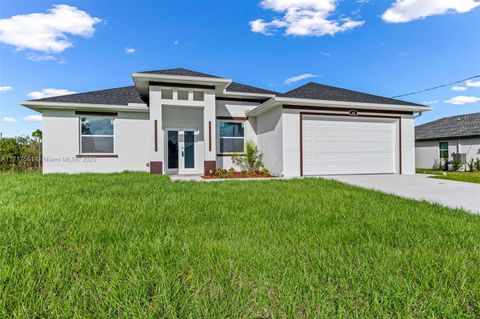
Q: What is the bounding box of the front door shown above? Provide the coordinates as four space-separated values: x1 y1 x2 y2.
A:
166 130 196 174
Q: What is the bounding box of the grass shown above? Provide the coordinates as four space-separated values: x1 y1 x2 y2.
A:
1 173 480 318
416 168 480 184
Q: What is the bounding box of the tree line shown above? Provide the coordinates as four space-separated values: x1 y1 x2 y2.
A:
0 129 42 172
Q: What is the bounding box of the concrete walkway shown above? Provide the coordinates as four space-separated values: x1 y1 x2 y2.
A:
326 174 480 214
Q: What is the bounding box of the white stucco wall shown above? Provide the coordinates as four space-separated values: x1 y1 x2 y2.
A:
256 106 283 176
42 109 150 174
415 137 480 169
282 110 301 177
400 116 415 174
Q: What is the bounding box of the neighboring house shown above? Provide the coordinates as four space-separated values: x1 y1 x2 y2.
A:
21 68 430 176
415 112 480 169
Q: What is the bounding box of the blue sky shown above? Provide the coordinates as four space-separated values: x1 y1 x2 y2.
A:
0 0 479 137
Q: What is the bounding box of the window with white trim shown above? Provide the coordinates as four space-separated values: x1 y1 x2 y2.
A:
219 121 244 154
80 116 114 154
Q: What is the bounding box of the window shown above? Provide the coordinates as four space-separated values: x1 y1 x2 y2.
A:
219 121 244 153
439 142 449 159
178 90 189 100
161 89 173 100
193 91 204 101
80 116 114 154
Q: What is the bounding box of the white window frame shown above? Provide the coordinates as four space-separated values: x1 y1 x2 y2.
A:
217 120 245 155
79 115 115 155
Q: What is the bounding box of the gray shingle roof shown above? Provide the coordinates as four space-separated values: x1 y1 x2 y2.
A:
415 112 480 141
28 86 145 106
281 82 423 107
226 82 278 95
138 68 221 78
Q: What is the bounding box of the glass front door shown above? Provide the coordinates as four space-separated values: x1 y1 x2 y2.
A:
166 130 196 173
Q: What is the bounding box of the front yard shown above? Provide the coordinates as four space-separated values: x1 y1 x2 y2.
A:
1 173 480 317
416 168 480 184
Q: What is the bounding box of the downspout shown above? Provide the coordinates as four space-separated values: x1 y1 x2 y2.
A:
413 111 423 118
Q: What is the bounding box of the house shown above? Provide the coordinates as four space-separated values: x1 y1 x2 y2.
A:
20 68 430 176
415 112 480 169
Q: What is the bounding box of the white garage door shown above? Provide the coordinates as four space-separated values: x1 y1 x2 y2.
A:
302 115 397 175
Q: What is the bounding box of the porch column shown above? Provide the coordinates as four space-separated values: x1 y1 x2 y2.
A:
203 89 216 176
149 86 164 174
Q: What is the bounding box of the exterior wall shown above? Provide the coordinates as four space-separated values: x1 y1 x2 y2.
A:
282 110 301 177
400 116 415 174
415 137 480 169
42 109 150 174
215 100 260 170
256 106 283 176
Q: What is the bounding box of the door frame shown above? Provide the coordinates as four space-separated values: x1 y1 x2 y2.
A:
299 112 402 176
165 128 199 175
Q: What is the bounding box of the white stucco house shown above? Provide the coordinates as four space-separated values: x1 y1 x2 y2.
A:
21 68 430 177
415 112 480 169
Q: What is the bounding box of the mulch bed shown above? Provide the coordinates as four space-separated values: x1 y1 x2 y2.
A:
202 172 273 179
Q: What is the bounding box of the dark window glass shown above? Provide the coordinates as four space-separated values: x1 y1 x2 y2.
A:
220 122 244 137
220 138 244 153
81 117 113 135
81 136 114 153
439 142 449 159
184 131 195 168
168 131 179 169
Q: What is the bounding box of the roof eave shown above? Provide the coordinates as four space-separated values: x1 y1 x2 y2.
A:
246 97 432 116
20 101 149 113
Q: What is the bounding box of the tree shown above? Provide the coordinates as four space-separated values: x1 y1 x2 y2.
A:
32 129 42 170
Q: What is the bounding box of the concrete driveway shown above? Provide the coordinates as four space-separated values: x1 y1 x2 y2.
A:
326 174 480 214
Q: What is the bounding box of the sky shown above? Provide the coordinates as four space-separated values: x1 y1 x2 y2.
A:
0 0 479 137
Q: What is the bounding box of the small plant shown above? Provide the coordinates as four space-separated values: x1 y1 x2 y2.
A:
475 158 480 171
232 140 265 173
452 160 462 171
467 158 475 172
215 168 229 178
260 167 271 177
228 167 235 177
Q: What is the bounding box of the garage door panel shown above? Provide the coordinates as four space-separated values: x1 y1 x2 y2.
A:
303 116 396 175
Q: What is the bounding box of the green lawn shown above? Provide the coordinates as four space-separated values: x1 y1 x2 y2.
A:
1 173 480 318
416 169 480 184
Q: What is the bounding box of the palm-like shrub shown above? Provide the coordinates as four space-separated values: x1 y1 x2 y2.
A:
232 140 264 173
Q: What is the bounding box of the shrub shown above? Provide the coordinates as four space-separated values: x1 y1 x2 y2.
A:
452 160 462 171
232 140 265 173
475 158 480 171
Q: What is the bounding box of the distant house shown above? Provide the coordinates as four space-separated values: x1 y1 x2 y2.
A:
21 68 430 176
415 112 480 169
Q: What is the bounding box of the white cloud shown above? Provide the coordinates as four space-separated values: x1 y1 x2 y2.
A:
0 86 12 92
445 95 480 105
2 117 17 123
250 0 364 37
466 80 480 87
174 40 179 45
422 100 439 105
0 4 101 53
284 73 318 85
382 0 480 23
27 88 76 99
452 85 467 91
23 115 43 122
26 53 65 63
125 47 135 54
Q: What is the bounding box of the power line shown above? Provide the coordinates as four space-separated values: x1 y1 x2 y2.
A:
391 74 480 99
